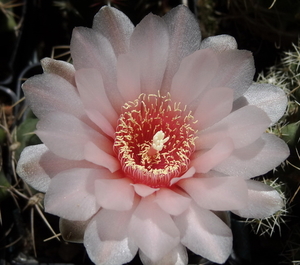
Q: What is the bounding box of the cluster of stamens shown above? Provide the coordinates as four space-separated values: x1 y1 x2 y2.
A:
113 93 197 188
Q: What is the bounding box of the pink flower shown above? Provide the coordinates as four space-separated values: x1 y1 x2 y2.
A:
17 5 289 265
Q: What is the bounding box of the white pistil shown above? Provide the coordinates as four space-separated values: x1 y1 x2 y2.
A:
152 131 169 151
148 130 169 156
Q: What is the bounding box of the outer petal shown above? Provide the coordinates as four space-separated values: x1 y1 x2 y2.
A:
208 49 255 99
155 188 191 216
17 144 99 192
128 195 180 262
193 87 234 129
174 203 232 264
75 68 119 129
36 112 113 160
22 73 86 121
84 206 138 265
196 105 271 149
70 27 124 112
44 168 101 221
139 244 188 265
232 180 283 219
214 133 290 179
178 176 248 211
129 13 169 95
71 27 116 72
170 167 196 185
117 54 141 102
191 138 234 173
170 49 218 106
92 6 134 55
16 144 51 192
200 35 237 51
95 178 134 211
84 109 115 138
38 147 99 176
84 142 120 173
131 184 159 197
41 58 76 86
161 5 201 93
59 218 91 243
244 83 288 125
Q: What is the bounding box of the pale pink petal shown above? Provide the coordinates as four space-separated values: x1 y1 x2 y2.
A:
44 168 101 221
70 27 124 112
139 244 188 265
71 27 116 71
128 195 180 262
84 206 138 265
117 54 141 102
155 188 191 216
84 142 120 173
200 35 237 51
16 144 51 192
131 184 159 197
92 6 134 55
95 178 134 211
36 112 113 160
17 144 99 192
170 49 218 105
207 49 255 99
22 73 86 120
88 204 137 242
215 133 290 179
59 218 91 243
232 180 284 219
129 13 169 95
170 167 196 185
191 138 234 173
193 87 233 129
75 68 118 128
40 148 99 176
244 83 288 125
84 109 115 138
85 229 136 265
41 58 76 86
178 176 248 211
202 170 228 178
196 105 271 149
174 203 232 264
161 5 201 93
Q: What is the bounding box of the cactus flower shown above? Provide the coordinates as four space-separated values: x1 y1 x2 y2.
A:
17 5 289 265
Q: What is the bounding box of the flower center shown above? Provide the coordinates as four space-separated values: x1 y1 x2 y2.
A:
113 93 197 188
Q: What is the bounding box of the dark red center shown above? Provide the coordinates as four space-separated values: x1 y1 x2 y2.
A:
113 93 196 188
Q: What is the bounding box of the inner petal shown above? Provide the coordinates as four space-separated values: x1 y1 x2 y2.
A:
113 93 197 188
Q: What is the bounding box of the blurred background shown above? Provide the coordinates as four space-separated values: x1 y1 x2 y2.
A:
0 0 300 264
